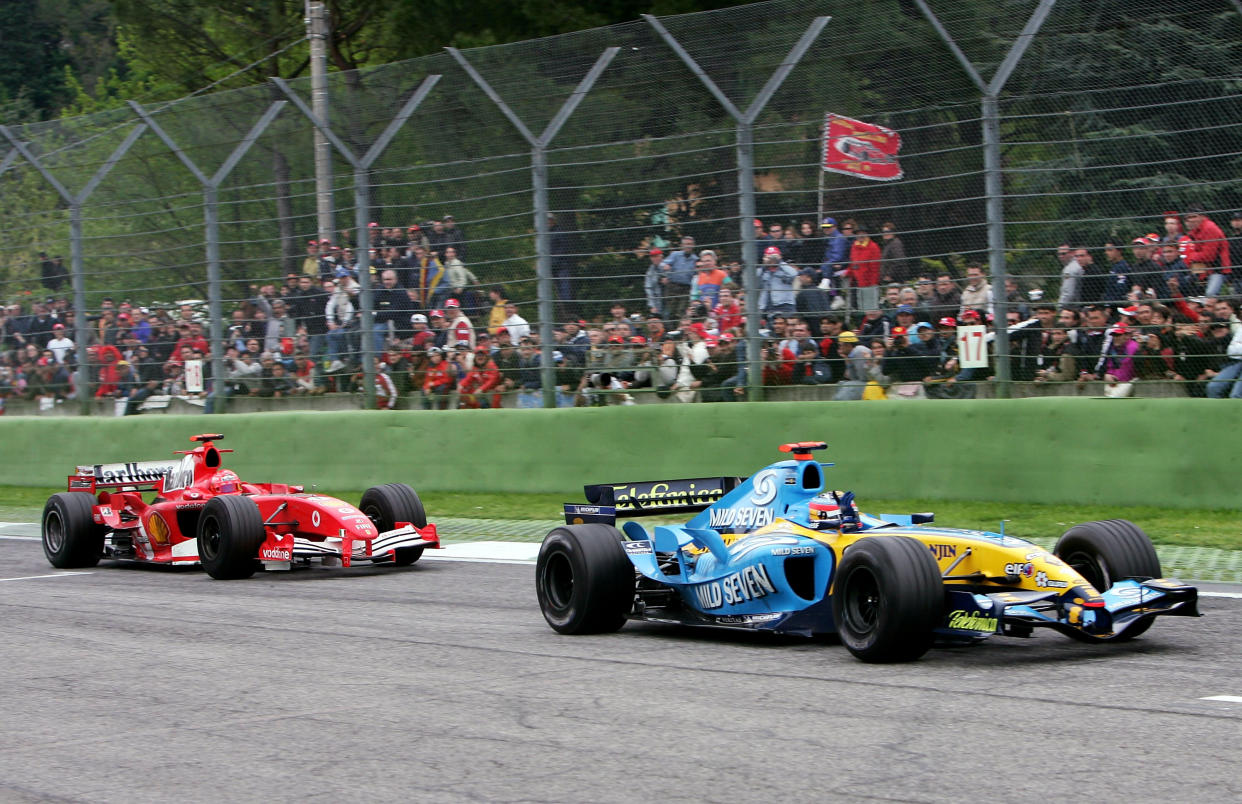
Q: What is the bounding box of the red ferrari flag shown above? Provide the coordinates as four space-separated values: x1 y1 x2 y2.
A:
821 113 903 182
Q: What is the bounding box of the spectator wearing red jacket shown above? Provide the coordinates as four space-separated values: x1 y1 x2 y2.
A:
91 344 124 397
713 287 743 335
420 347 455 409
848 225 883 313
1182 203 1232 298
458 347 503 408
171 322 210 360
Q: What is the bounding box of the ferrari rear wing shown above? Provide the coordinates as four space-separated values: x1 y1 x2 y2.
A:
68 460 180 493
564 477 743 525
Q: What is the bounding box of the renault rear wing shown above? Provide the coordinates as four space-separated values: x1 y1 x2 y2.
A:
564 476 743 525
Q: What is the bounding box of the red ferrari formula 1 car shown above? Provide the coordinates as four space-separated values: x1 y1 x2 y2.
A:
42 433 440 579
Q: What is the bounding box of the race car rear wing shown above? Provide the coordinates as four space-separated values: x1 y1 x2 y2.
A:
68 460 180 493
564 476 743 525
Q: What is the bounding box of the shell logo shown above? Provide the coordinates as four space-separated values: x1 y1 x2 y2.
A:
146 512 170 545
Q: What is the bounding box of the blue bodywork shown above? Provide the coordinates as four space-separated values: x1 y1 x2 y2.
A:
570 444 1200 641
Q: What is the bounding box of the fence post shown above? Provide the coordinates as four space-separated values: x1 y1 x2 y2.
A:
916 0 1056 398
0 123 147 415
272 74 440 409
643 14 829 402
446 46 619 408
130 100 286 413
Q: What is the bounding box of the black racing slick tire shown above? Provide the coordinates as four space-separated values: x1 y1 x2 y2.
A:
42 492 105 569
1055 519 1161 642
831 535 944 663
360 483 427 566
536 524 635 635
197 495 265 580
1055 519 1162 591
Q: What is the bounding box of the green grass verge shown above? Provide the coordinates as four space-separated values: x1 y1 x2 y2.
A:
3 485 1239 551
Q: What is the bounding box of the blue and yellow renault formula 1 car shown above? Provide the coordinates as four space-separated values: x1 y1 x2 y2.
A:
535 442 1200 662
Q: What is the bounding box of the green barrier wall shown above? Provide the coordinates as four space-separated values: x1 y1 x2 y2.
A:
1 399 1239 509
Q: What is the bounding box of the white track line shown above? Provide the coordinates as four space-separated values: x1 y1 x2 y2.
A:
0 572 92 582
0 535 38 541
1201 695 1242 703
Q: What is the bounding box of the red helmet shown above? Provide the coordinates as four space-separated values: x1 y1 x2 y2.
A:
210 470 241 495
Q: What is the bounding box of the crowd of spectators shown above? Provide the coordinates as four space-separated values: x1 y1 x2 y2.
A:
4 203 1242 413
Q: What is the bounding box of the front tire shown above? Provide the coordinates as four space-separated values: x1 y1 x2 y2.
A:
197 496 264 580
536 524 635 634
831 536 943 662
42 492 105 568
360 483 427 566
1055 519 1161 642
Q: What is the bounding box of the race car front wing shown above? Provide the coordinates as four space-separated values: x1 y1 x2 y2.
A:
940 577 1200 640
263 523 440 569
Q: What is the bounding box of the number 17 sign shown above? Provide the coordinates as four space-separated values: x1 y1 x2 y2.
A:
956 325 988 369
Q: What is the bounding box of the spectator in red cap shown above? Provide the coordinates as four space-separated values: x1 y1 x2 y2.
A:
644 247 666 318
47 323 74 364
1101 323 1139 386
427 309 451 350
443 298 476 351
1129 236 1163 296
759 246 798 318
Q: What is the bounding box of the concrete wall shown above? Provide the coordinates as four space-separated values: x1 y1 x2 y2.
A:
1 399 1238 509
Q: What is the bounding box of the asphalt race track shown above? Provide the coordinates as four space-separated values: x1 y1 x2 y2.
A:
1 527 1240 803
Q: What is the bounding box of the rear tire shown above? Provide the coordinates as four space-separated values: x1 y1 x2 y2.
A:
536 524 635 634
197 496 264 580
360 483 427 565
831 535 943 662
1055 519 1161 642
42 492 105 569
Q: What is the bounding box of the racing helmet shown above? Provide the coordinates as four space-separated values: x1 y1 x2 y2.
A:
808 492 842 529
809 490 858 530
210 470 241 494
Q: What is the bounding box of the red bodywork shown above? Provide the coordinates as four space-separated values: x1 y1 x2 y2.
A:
66 434 439 568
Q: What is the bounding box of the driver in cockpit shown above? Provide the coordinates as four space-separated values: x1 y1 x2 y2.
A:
210 470 242 494
808 490 860 532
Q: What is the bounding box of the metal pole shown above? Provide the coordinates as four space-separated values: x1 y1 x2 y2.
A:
737 122 762 402
203 184 227 411
2 122 147 414
916 0 1055 399
355 167 375 409
271 75 438 410
307 1 334 243
130 100 284 413
69 203 91 415
982 93 1010 396
532 147 555 407
445 46 618 409
642 14 828 403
